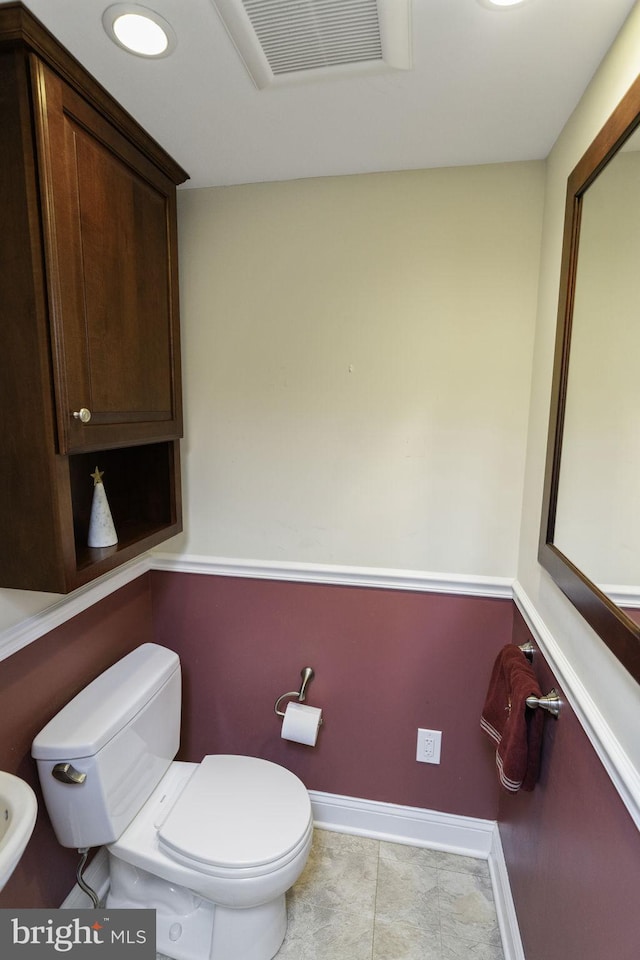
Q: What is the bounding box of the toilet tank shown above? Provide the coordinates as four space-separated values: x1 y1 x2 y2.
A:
32 643 181 849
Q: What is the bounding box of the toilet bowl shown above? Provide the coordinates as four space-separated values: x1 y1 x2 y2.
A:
32 644 313 960
108 757 313 960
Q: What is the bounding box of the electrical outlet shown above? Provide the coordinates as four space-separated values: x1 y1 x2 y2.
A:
416 728 442 764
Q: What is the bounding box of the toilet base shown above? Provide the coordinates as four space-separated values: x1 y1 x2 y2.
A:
210 899 287 960
107 856 287 960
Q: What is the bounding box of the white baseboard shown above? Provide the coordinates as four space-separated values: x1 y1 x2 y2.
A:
488 824 526 960
309 789 495 857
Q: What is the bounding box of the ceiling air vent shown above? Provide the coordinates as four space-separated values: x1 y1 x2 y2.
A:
210 0 412 88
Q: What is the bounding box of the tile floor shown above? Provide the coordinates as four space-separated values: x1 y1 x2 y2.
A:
277 829 505 960
159 828 505 960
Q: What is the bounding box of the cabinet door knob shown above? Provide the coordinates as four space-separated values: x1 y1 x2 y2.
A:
72 408 92 423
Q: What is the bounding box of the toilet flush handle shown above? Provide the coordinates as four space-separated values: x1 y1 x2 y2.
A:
52 762 87 785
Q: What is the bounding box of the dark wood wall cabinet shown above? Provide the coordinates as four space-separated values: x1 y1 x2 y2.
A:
0 3 188 593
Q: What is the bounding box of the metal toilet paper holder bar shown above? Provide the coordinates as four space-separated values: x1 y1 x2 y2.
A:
275 667 321 719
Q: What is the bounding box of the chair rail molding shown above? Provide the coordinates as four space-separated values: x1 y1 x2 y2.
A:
0 557 150 663
150 553 514 598
513 580 640 832
0 553 512 664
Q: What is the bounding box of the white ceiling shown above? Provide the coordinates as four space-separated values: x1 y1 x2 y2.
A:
20 0 639 188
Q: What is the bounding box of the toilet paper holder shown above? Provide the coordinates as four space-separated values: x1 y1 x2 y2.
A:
274 667 321 719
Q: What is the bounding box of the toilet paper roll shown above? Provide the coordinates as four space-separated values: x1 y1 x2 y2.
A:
281 701 322 746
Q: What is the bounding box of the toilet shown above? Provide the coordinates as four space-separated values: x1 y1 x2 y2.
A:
31 643 313 960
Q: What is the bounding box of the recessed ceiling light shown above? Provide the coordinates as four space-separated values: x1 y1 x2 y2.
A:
103 4 176 58
478 0 528 8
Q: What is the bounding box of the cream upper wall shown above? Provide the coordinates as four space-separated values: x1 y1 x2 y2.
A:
517 3 640 776
170 163 544 576
0 161 543 636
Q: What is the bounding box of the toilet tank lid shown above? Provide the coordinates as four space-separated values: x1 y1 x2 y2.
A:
32 644 180 761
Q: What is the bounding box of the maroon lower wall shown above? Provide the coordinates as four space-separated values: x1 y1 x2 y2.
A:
0 571 508 910
0 575 154 909
149 571 508 818
502 609 640 960
1 568 638 960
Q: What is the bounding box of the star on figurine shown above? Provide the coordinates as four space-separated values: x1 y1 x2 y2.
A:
90 466 104 486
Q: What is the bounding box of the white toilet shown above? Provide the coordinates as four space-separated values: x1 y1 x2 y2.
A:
32 643 313 960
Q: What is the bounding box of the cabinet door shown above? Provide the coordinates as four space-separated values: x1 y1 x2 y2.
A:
31 58 182 454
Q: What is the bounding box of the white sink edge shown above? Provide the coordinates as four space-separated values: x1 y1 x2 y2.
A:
0 772 38 893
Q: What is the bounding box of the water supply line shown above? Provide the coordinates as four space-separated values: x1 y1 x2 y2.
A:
76 848 99 908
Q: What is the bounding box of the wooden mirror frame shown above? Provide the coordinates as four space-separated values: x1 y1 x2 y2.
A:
539 74 640 685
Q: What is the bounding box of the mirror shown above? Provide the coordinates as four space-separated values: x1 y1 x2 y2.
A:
539 74 640 684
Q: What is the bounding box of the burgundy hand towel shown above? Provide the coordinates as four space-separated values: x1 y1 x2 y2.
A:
480 645 544 792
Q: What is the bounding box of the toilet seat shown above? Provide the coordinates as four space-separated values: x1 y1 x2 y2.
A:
109 758 314 921
158 755 312 876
